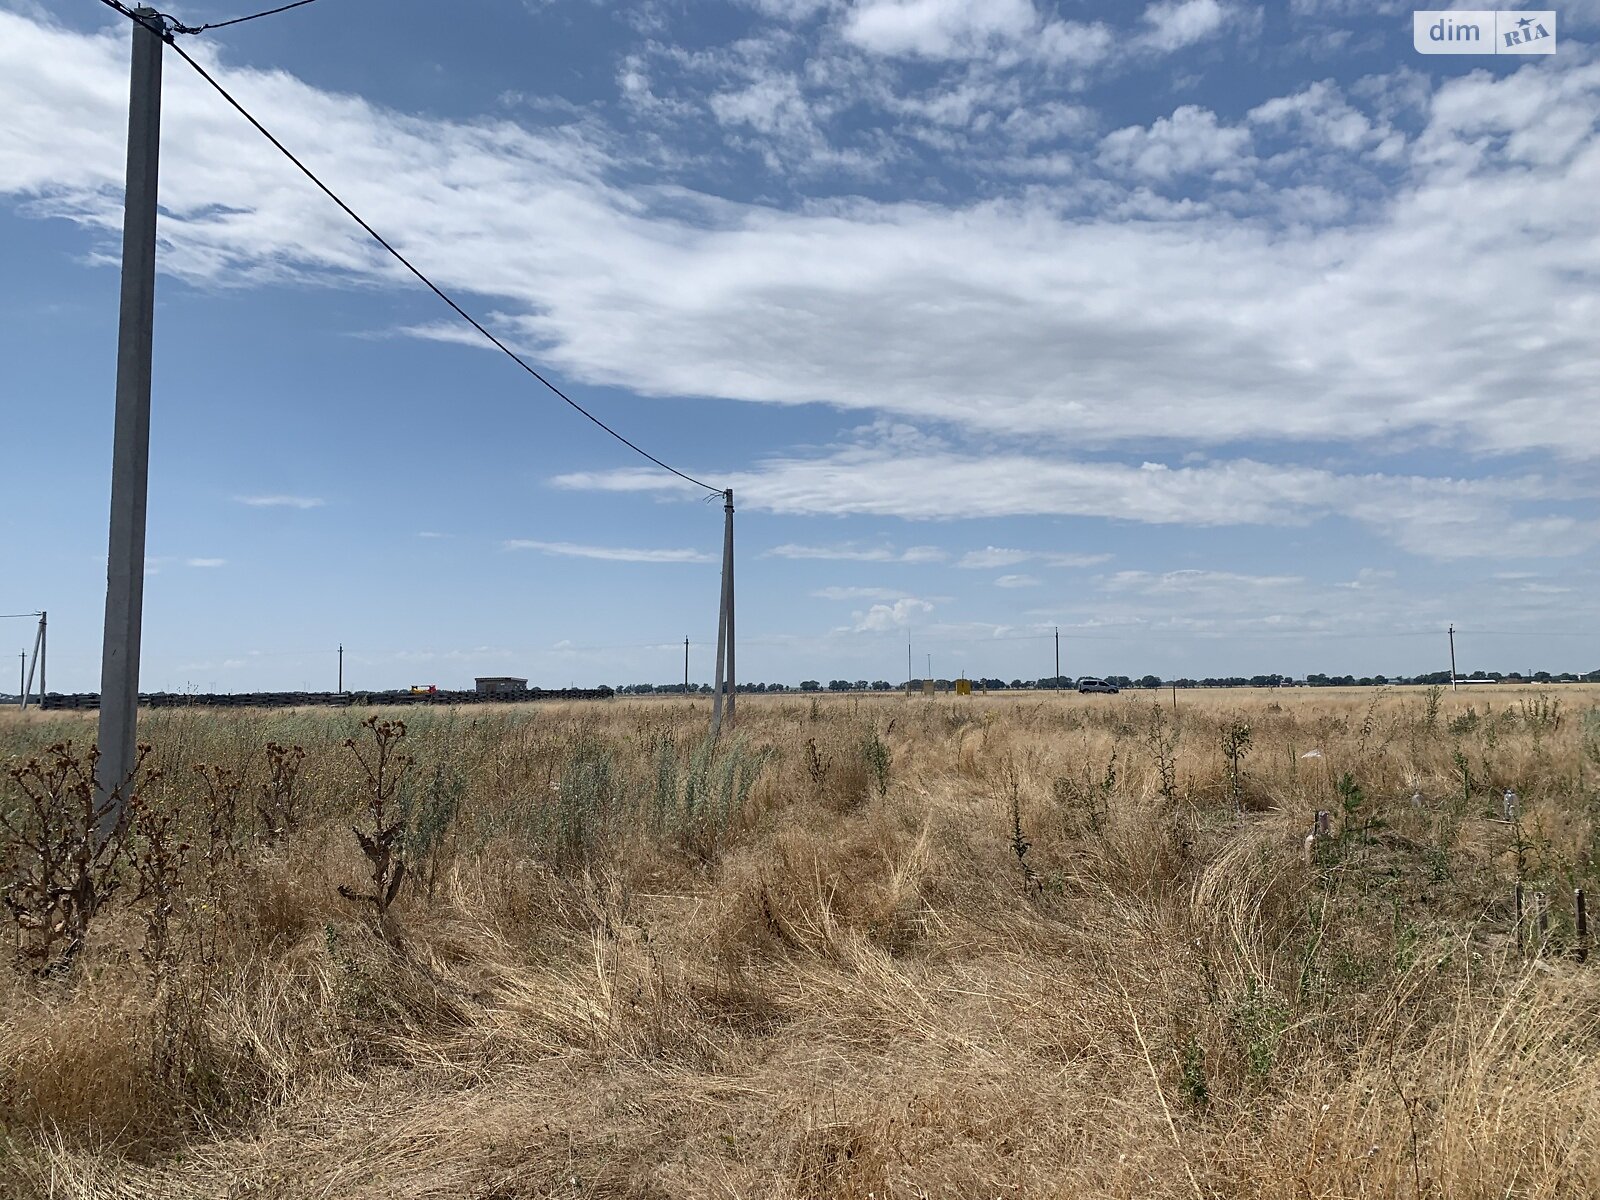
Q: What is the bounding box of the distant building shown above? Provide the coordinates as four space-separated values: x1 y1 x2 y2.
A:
475 676 528 695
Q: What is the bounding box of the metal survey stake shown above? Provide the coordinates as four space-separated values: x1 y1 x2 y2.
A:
96 8 164 834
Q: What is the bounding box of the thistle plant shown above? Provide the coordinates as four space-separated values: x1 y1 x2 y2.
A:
338 717 413 922
128 790 191 979
257 741 306 841
0 742 145 974
1221 719 1253 811
1145 703 1179 805
194 762 244 888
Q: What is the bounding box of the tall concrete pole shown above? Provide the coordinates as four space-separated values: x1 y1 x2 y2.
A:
684 636 689 693
1448 624 1457 692
37 612 45 706
21 617 43 709
17 653 24 710
710 522 729 733
710 489 737 735
724 489 735 729
1054 626 1060 692
338 643 343 693
96 9 164 825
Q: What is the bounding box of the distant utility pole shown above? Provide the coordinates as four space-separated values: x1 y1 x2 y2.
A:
684 636 689 693
17 653 23 708
927 653 932 681
710 489 736 736
1054 626 1060 693
338 643 344 693
907 640 913 691
95 8 164 835
1448 624 1458 692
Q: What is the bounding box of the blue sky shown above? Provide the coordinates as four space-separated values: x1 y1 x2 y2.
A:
3 0 1598 691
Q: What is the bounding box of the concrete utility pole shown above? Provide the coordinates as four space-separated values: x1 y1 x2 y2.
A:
338 643 344 693
725 491 735 727
17 653 23 708
1054 626 1060 692
907 640 913 691
96 8 164 831
1448 624 1458 692
684 636 689 693
710 489 736 736
20 612 45 709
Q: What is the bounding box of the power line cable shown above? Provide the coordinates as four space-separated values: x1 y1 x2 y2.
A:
94 0 722 494
167 0 321 34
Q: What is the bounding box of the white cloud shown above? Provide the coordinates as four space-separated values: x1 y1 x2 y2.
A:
741 0 837 19
710 75 815 138
1101 570 1305 594
958 547 1032 569
185 557 227 568
841 0 1036 58
853 596 934 630
1098 105 1254 179
1339 567 1396 589
994 573 1041 588
764 542 948 562
1138 0 1234 52
811 585 909 600
1249 80 1388 153
234 495 325 509
555 448 1599 561
8 11 1600 538
958 546 1112 569
502 540 715 563
417 531 448 539
835 0 1117 68
1000 101 1095 145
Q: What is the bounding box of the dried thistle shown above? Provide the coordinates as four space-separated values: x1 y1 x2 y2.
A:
338 717 412 924
128 787 190 979
257 741 306 840
194 762 244 889
0 741 145 974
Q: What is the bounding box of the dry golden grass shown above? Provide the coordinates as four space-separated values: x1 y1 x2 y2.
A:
2 685 1599 1198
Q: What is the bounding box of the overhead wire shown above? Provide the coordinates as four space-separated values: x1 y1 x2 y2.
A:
93 0 723 495
165 0 321 34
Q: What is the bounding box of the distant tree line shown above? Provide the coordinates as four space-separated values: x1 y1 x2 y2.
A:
600 668 1600 695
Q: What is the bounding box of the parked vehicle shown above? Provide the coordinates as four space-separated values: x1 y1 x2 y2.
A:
409 684 438 696
1076 677 1119 694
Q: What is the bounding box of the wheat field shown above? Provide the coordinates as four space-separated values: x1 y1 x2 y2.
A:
1 686 1598 1198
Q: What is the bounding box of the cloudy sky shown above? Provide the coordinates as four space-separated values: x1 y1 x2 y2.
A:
3 0 1597 690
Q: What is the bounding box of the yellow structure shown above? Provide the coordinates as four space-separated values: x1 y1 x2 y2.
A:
955 678 972 696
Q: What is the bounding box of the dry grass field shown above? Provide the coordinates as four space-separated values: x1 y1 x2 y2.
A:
2 686 1599 1198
